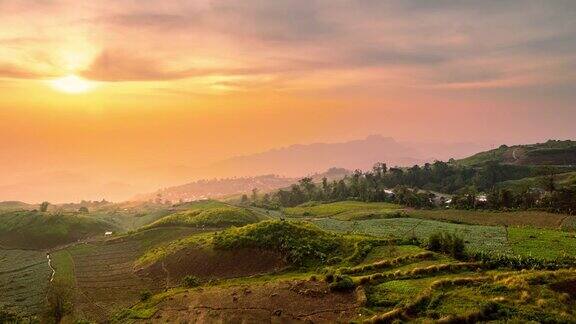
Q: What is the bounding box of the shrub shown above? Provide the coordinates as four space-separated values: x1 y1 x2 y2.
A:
182 275 201 288
140 291 152 302
0 310 20 323
324 272 335 283
427 232 466 260
329 275 355 291
213 221 343 265
327 256 343 265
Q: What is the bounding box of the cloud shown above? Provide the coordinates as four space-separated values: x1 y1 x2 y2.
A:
93 13 194 30
0 0 575 93
80 50 188 81
0 63 52 79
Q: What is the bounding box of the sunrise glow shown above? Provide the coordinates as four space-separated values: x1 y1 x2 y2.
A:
49 75 95 94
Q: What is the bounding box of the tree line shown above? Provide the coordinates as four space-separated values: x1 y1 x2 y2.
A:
242 160 576 215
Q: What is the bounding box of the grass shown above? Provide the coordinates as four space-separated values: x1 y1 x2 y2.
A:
145 200 264 229
136 231 214 267
361 245 428 264
50 250 76 287
0 210 115 249
508 227 576 260
282 201 404 220
407 209 575 230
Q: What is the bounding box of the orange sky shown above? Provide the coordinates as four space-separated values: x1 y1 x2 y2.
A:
1 0 576 202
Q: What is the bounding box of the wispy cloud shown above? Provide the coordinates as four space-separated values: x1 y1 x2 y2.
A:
0 0 575 92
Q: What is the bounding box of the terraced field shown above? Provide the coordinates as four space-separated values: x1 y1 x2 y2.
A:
125 238 576 323
0 249 51 318
68 240 162 321
53 227 200 321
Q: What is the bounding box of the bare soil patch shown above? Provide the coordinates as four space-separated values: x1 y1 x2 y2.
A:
139 247 286 286
141 280 362 323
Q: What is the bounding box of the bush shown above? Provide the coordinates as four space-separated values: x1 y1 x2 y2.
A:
213 221 343 265
140 291 152 302
0 310 20 323
427 232 466 260
324 272 335 283
182 275 201 288
329 275 355 291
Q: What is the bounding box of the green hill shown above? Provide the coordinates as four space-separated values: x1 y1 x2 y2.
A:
146 200 264 229
0 211 115 249
459 140 576 167
496 171 576 193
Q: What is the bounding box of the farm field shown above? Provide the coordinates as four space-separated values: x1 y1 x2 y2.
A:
0 249 51 318
408 209 576 230
508 227 576 260
1 201 575 322
283 201 404 220
312 217 511 254
118 222 576 323
51 227 200 321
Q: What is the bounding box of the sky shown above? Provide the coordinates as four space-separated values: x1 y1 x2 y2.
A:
1 0 576 202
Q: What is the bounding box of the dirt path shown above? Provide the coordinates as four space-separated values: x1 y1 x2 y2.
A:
46 253 55 283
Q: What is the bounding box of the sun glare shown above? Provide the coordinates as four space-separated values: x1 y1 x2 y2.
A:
50 75 95 94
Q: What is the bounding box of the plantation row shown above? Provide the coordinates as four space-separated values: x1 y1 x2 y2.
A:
0 249 51 317
64 240 161 321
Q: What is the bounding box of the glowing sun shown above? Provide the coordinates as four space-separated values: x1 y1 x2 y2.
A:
50 75 95 94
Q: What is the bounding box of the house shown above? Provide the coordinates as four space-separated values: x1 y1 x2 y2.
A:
104 231 113 237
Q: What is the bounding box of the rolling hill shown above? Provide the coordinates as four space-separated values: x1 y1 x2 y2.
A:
145 200 265 229
0 211 115 249
459 140 576 167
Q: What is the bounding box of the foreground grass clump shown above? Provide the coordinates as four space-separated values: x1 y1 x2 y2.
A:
147 200 263 229
213 220 347 265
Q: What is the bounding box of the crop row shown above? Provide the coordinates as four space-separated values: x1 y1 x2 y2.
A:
0 250 51 317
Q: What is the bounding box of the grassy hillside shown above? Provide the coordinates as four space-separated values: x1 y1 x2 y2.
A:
213 220 351 265
146 200 264 229
0 211 115 249
496 171 576 192
459 140 576 167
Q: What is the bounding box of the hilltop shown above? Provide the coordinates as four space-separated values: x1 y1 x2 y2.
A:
459 140 576 167
145 200 265 229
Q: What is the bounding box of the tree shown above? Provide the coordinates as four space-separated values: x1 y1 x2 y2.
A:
40 201 50 212
298 177 316 200
240 194 249 205
500 189 514 209
251 188 259 202
78 206 89 213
